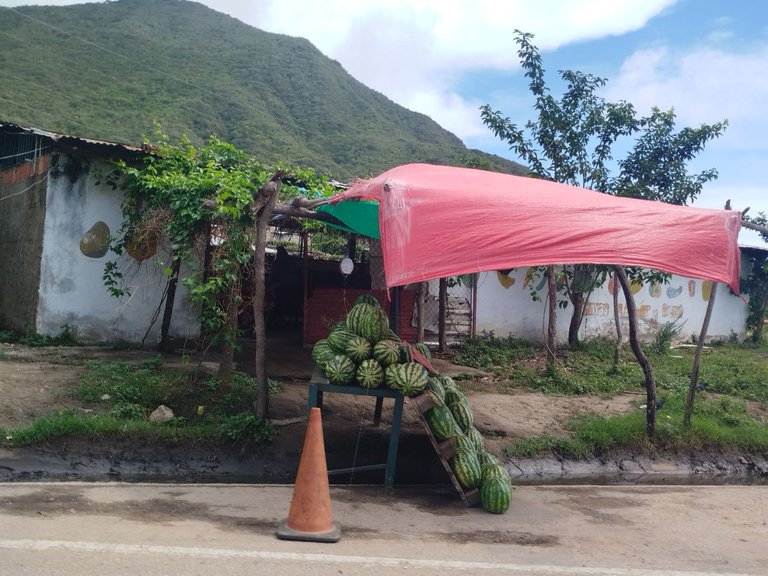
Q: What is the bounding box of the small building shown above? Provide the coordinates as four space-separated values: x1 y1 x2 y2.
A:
0 121 200 343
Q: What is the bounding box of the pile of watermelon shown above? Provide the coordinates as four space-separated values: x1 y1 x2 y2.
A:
423 375 512 514
311 293 512 514
312 294 431 396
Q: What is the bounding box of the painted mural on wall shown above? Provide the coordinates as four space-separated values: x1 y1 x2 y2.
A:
478 264 746 343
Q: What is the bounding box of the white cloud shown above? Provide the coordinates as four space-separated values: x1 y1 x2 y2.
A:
604 44 768 151
240 0 677 139
0 0 677 140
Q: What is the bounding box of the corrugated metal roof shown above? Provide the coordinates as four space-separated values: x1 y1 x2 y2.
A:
0 120 145 153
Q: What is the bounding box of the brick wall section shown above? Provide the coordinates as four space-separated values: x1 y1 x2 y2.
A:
0 155 49 331
1 154 50 186
304 288 417 345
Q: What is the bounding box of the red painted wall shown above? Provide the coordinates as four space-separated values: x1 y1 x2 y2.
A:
303 288 417 345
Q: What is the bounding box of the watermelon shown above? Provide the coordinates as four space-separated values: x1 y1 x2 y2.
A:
452 432 476 454
423 390 444 408
444 386 467 407
466 426 485 451
438 375 458 392
425 404 458 440
426 377 446 403
347 303 389 343
480 476 511 514
328 326 355 354
450 400 474 432
311 339 333 368
346 334 372 363
481 462 511 484
356 359 384 388
384 362 429 396
355 294 380 307
399 342 414 363
385 329 401 342
323 354 356 385
373 339 401 367
450 448 482 489
413 342 432 361
476 450 499 468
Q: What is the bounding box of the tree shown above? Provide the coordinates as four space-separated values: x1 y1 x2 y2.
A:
740 213 768 343
481 30 727 436
481 30 727 349
104 133 339 419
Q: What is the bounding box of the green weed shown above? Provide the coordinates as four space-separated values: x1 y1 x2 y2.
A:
503 390 768 458
452 331 533 372
0 325 79 347
217 412 275 449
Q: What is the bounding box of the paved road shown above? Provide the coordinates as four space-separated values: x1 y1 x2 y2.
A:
0 482 766 575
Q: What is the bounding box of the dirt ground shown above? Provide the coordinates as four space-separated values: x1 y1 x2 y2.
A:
0 338 659 485
0 340 641 450
5 339 768 487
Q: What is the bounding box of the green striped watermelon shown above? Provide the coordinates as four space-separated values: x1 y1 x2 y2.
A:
413 342 432 361
373 339 401 367
312 339 333 368
450 448 482 489
444 386 467 407
345 334 372 363
449 400 474 432
480 476 511 514
355 359 384 388
466 426 485 451
476 450 499 468
437 375 457 390
355 294 380 307
384 362 428 396
452 432 476 454
481 463 511 484
347 303 390 343
323 354 356 385
385 329 401 342
328 326 355 354
425 404 458 440
426 377 446 403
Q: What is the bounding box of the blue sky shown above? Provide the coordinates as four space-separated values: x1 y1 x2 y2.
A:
2 0 766 246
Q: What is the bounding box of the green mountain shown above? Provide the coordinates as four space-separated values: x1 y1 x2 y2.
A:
0 0 525 180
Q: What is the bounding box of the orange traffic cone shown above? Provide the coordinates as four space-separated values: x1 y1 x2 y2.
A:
276 406 341 542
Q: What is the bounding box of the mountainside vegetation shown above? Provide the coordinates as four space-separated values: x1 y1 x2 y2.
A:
0 0 525 180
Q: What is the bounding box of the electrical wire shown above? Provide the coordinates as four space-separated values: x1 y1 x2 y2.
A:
0 174 48 202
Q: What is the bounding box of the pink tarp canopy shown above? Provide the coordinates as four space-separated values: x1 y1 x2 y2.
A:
329 163 742 292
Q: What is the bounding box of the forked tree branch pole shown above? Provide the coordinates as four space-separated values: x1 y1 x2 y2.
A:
613 265 658 437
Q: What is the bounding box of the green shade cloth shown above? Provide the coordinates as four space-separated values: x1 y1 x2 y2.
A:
316 200 380 239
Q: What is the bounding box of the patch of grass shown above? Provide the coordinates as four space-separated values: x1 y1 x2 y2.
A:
0 358 279 448
452 331 534 373
651 340 768 403
453 333 768 402
503 390 768 458
0 330 16 343
1 410 219 446
503 435 591 459
0 325 79 347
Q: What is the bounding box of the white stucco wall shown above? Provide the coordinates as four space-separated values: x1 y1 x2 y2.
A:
36 154 200 343
475 266 748 344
